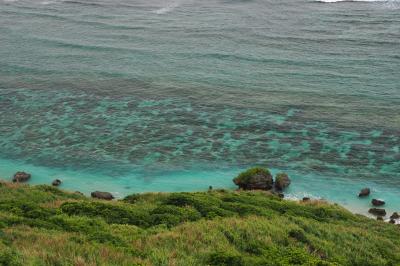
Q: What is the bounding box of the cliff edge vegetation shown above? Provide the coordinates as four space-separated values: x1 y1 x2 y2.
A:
0 181 399 266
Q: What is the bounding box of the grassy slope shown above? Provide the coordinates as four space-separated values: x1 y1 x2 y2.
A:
0 181 399 266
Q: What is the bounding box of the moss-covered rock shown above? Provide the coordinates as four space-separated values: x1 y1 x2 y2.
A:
274 172 291 191
233 167 273 190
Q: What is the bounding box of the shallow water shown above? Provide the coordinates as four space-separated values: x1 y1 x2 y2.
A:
0 0 399 215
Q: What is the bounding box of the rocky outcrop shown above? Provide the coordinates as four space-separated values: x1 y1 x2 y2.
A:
274 173 291 191
91 191 114 200
233 167 273 190
371 199 385 206
358 188 370 197
368 208 386 216
390 212 399 219
12 172 31 183
52 179 62 186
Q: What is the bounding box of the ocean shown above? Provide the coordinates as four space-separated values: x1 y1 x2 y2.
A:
0 0 399 215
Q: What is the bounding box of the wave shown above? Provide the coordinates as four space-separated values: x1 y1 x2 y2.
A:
152 0 183 14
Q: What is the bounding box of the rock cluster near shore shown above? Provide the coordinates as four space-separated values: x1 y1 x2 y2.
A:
357 187 399 224
232 167 291 194
91 191 114 200
12 172 31 183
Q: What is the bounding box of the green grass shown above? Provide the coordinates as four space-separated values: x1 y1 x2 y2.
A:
0 181 399 265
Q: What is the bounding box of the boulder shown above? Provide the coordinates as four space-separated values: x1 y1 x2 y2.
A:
233 167 273 190
368 208 386 216
371 199 385 206
12 172 31 183
390 212 400 219
389 219 396 224
52 179 62 186
302 197 310 202
358 188 370 197
274 173 291 191
91 191 114 200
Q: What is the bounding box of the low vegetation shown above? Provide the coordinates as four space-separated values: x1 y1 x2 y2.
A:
0 181 399 265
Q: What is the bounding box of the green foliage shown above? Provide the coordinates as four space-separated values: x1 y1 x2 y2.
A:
0 182 399 265
207 250 244 266
0 244 22 266
60 201 151 227
288 229 309 244
233 167 271 185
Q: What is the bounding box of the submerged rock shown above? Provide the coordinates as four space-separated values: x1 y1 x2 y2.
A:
390 212 400 219
369 208 386 216
274 173 291 191
371 199 385 206
233 167 273 190
52 179 62 186
12 172 31 183
358 188 370 197
91 191 114 200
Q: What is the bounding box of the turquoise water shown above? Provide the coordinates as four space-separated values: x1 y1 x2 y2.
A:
0 0 399 215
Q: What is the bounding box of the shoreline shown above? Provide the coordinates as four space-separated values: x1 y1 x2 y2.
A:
1 157 399 221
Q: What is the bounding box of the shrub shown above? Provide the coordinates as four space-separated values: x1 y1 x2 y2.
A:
288 229 309 244
233 167 272 189
164 193 234 217
150 205 201 227
60 201 150 228
207 251 244 266
0 245 22 266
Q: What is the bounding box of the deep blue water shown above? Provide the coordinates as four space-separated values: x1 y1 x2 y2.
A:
0 0 399 215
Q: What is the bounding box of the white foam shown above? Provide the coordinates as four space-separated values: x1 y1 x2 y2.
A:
152 0 183 14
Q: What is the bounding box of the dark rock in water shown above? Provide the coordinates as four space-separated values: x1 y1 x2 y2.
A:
371 199 385 206
302 197 310 202
52 179 62 186
233 167 273 190
12 172 31 183
208 186 213 191
377 216 384 221
274 173 291 191
91 191 114 200
358 188 370 197
389 219 396 224
390 212 400 219
369 208 386 216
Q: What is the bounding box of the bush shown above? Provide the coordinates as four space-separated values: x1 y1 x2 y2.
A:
288 229 309 244
233 167 272 188
0 201 55 219
164 193 235 218
150 205 201 227
88 231 126 246
207 251 244 266
60 201 150 228
0 245 22 266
